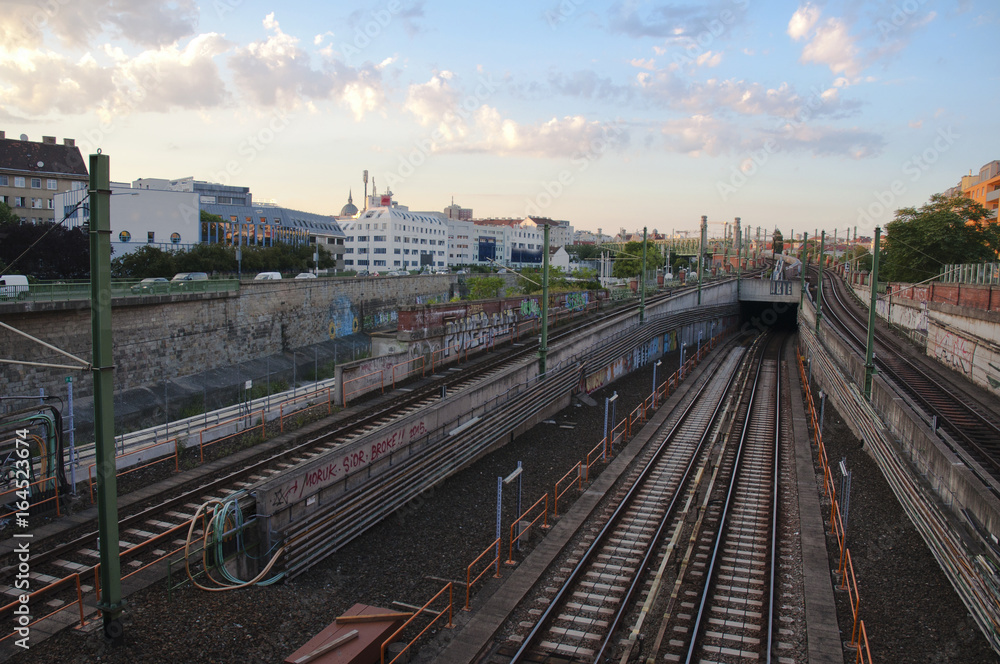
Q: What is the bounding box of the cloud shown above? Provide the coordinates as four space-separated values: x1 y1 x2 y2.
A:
629 58 657 70
470 109 628 158
404 70 464 135
0 0 199 50
228 13 385 119
788 4 821 40
548 70 634 103
608 0 748 40
788 6 863 79
0 49 115 115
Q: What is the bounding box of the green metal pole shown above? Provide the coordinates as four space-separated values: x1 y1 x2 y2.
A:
90 153 125 639
539 223 550 376
735 217 742 298
800 232 808 308
864 227 882 399
815 230 825 334
639 226 647 323
698 215 706 305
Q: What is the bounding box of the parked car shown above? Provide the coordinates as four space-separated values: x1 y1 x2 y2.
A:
0 275 29 301
170 272 209 290
355 270 370 277
294 272 317 279
254 271 282 280
386 269 408 276
130 277 169 294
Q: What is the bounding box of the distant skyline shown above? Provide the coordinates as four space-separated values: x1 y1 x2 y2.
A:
1 0 996 236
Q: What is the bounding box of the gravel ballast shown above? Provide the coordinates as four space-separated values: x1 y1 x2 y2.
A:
11 342 999 663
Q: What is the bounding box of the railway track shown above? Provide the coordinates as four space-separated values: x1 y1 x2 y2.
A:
0 286 718 647
497 332 790 663
821 272 1000 491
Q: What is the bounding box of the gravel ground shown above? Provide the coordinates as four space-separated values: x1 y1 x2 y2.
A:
11 341 999 664
806 382 999 663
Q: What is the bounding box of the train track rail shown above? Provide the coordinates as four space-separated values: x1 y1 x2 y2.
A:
500 333 789 663
821 272 1000 491
0 287 715 646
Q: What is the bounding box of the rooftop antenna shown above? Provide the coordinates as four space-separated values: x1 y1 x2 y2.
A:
363 170 368 210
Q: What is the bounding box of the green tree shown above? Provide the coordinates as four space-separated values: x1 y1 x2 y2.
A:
611 240 665 278
467 275 504 300
111 245 177 278
566 244 602 260
0 220 91 278
0 202 20 226
883 194 1000 283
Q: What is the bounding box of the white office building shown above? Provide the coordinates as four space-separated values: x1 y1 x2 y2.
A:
340 205 449 271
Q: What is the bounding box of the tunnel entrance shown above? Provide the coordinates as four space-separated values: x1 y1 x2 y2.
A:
739 300 799 334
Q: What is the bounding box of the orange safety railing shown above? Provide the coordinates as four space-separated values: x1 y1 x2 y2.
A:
88 438 179 503
0 572 86 644
554 462 582 518
856 620 872 663
465 538 501 610
515 318 539 341
343 369 385 406
279 386 332 432
391 356 426 388
609 419 627 454
0 474 60 520
431 343 462 372
507 494 549 564
829 500 847 575
199 411 265 463
586 437 607 480
842 550 862 646
381 582 453 664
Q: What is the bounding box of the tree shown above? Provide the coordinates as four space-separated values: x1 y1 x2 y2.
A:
111 245 177 278
467 276 504 300
0 202 20 226
611 240 666 278
566 244 602 260
882 194 1000 283
0 220 91 279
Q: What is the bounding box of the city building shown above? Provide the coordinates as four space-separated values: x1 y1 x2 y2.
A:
338 189 449 271
443 198 472 220
960 160 1000 218
56 176 346 264
0 132 88 224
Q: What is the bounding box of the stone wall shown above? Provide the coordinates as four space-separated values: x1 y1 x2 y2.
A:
0 276 454 408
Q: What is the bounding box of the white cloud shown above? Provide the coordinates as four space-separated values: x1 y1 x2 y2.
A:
0 48 115 115
695 51 723 68
470 111 625 158
228 14 385 119
629 58 656 70
0 0 198 50
788 4 821 40
801 17 862 78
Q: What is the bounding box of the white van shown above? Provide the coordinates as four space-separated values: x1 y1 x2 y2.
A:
254 272 282 280
0 275 29 301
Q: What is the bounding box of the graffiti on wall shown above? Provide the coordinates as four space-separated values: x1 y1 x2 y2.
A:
329 295 358 339
930 327 975 376
519 298 541 318
566 292 589 311
362 310 398 331
584 338 659 393
443 309 516 355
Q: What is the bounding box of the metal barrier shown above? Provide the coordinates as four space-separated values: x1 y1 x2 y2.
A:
87 438 179 503
0 473 60 520
465 538 501 610
507 494 549 564
857 621 872 663
554 462 582 518
343 369 385 406
381 582 453 664
391 356 426 388
198 410 265 463
0 572 86 644
586 437 607 479
431 343 462 372
843 550 862 647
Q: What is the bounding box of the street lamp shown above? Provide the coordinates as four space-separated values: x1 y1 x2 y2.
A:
679 343 687 378
653 359 662 407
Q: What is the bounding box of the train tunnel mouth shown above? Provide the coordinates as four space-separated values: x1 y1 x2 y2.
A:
739 300 799 334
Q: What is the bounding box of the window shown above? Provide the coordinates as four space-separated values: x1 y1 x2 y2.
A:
358 259 369 266
72 181 85 190
394 248 401 254
46 199 53 209
374 247 386 254
345 259 354 266
30 178 41 188
394 236 401 242
147 231 155 243
14 196 24 207
358 247 368 254
31 198 42 208
344 247 354 253
46 179 57 190
0 176 7 186
14 177 25 188
357 235 368 241
374 235 386 242
374 260 386 267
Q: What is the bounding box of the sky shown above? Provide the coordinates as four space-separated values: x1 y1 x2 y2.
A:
1 0 996 237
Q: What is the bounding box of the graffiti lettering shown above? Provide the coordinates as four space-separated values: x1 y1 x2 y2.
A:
520 298 541 318
443 309 516 355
